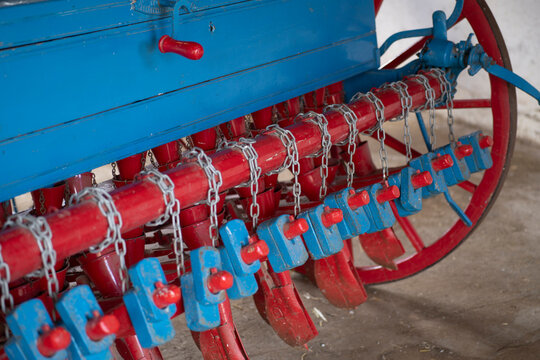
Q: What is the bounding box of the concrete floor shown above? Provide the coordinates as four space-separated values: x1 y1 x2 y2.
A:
160 119 540 359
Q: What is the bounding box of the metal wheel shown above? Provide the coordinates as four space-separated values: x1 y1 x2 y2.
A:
355 0 517 284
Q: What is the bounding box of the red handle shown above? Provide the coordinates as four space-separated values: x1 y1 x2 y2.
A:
158 35 204 60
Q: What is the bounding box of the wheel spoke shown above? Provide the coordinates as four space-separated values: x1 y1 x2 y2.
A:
373 133 422 158
390 202 425 252
457 180 477 194
437 99 491 109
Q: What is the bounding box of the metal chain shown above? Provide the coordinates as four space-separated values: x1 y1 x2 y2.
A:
69 187 129 293
326 104 359 187
384 81 413 161
111 162 117 178
136 169 184 278
264 125 302 216
185 147 223 246
223 138 262 228
38 190 46 215
3 215 59 302
148 150 159 168
430 68 456 143
0 222 15 337
352 92 389 181
91 172 98 187
296 112 331 199
410 73 437 148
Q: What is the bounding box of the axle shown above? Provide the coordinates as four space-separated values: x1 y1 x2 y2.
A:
0 72 444 282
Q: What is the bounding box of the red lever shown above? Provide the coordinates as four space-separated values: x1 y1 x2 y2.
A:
479 135 493 149
431 153 454 172
283 216 309 239
411 170 433 190
153 281 181 309
241 238 270 264
347 189 370 210
86 310 120 341
454 143 473 160
158 35 204 60
321 206 343 228
207 271 234 294
376 185 400 204
37 325 71 357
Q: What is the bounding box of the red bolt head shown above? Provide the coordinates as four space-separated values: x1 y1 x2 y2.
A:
376 185 400 204
479 135 494 149
431 154 454 172
454 144 473 160
411 171 433 190
153 281 181 309
283 218 309 239
241 239 270 265
321 206 343 228
86 312 120 341
158 35 204 60
37 325 71 357
347 190 370 210
207 271 234 294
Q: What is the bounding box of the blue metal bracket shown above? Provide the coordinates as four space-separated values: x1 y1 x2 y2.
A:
123 258 176 348
297 205 343 260
458 131 493 173
362 183 396 233
387 167 423 217
218 219 260 300
324 188 371 240
55 285 115 360
435 143 471 187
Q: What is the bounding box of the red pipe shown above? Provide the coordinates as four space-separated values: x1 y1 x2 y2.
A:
0 72 443 282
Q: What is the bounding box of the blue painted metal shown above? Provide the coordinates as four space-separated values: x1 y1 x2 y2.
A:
409 153 448 199
458 132 493 173
297 205 343 260
0 0 378 201
435 143 471 187
256 214 309 273
362 184 395 233
5 299 69 360
324 188 371 240
123 258 176 348
218 219 260 300
387 167 423 217
415 112 433 152
55 285 115 360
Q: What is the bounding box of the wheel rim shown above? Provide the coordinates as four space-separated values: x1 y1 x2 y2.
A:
355 0 517 284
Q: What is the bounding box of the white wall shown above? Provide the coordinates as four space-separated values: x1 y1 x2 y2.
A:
376 0 540 143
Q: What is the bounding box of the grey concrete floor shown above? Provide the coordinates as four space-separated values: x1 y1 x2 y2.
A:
160 119 540 360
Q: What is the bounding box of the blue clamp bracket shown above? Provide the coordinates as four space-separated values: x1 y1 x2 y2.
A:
388 167 431 217
324 188 371 240
219 219 261 300
181 247 230 331
409 153 449 199
123 258 177 348
256 214 309 273
458 131 493 173
56 285 115 360
435 142 472 187
363 183 398 233
5 299 70 360
297 205 343 260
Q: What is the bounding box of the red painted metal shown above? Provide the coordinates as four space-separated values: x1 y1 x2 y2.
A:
86 311 120 341
479 134 494 148
191 128 218 151
376 185 400 203
240 238 269 265
158 35 204 60
320 206 343 228
358 228 405 269
411 171 433 189
297 160 340 201
37 325 71 357
152 141 181 165
348 189 370 209
30 182 66 215
454 144 473 160
116 152 147 181
152 281 181 309
66 172 93 195
0 72 444 283
283 216 309 240
207 271 234 294
438 98 492 109
431 154 453 172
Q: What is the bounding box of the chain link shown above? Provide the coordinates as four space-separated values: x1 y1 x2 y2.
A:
184 147 223 246
327 104 360 187
383 81 414 161
148 150 159 168
111 162 117 178
91 172 97 187
430 68 456 143
69 187 129 293
264 125 302 216
136 169 184 278
0 223 15 333
410 73 437 149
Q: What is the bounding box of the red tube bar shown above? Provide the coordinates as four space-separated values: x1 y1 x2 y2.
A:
0 72 443 282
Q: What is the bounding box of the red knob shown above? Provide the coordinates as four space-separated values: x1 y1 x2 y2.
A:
283 216 309 239
376 185 400 204
241 238 270 264
153 281 181 309
158 35 204 60
431 153 454 172
207 271 234 294
454 143 473 160
479 135 493 149
86 310 120 341
321 206 343 228
411 170 433 190
347 189 370 210
37 325 71 357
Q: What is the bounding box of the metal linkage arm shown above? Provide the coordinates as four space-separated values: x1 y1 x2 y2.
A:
0 73 443 282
